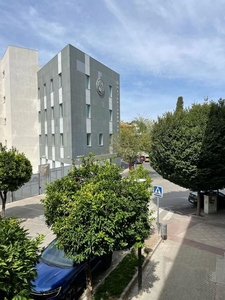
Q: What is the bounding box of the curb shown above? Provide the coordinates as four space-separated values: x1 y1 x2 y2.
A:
119 236 162 299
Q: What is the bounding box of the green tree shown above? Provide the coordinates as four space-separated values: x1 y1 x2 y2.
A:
111 122 140 169
131 116 153 156
0 217 43 300
175 96 184 112
111 118 153 169
42 155 152 299
0 146 32 217
151 100 225 216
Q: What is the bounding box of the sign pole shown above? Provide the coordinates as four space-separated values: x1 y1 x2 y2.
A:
153 185 163 234
157 196 160 233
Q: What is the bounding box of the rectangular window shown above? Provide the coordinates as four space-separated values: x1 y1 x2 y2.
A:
44 84 46 96
86 104 91 118
50 79 54 92
87 133 91 146
109 85 112 97
109 110 112 121
58 73 62 88
52 134 55 146
109 134 113 143
59 104 63 117
85 75 90 89
60 134 64 146
99 134 103 146
51 107 54 119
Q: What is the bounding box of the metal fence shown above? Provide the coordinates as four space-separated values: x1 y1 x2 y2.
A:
7 165 72 203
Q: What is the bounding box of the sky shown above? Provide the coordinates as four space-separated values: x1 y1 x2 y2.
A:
1 0 225 122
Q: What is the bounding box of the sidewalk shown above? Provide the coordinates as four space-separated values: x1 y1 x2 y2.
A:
124 210 225 300
4 194 55 246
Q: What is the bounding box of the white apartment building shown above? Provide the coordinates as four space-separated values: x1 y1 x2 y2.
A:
0 46 40 172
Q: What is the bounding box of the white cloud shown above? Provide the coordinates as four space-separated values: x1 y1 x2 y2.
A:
1 0 225 120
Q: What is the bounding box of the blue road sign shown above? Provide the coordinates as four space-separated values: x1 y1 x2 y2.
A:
153 185 163 198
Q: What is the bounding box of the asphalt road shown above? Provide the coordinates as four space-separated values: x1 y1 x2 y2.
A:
142 163 195 216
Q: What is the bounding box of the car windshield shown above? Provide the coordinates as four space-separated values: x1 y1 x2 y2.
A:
41 240 74 268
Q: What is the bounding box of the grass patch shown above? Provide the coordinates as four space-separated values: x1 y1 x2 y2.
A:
93 249 143 300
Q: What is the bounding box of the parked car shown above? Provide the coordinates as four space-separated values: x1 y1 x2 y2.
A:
133 157 143 165
188 190 225 210
144 156 150 162
140 155 145 162
30 239 112 300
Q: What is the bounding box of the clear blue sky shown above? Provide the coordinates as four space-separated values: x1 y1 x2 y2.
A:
1 0 225 121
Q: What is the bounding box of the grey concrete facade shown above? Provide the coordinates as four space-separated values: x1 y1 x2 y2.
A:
38 44 120 167
0 46 40 172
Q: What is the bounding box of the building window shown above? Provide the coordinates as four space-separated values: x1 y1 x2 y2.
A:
44 109 47 121
85 75 90 89
109 110 112 121
99 134 103 146
50 79 54 92
38 87 40 99
109 85 112 97
109 134 113 143
86 104 91 118
52 134 55 146
51 107 54 119
60 134 64 146
44 84 46 96
59 104 63 117
87 133 91 146
58 73 62 88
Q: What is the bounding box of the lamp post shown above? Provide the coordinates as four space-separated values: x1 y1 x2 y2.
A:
136 178 146 292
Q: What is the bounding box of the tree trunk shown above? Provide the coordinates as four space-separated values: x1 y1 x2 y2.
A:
196 190 201 216
128 159 134 170
84 258 93 300
0 191 7 218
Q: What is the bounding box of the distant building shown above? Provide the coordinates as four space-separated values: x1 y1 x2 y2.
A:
38 44 120 168
0 46 40 172
0 44 120 172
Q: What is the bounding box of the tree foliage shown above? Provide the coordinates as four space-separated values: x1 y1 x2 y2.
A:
150 99 225 215
111 117 153 168
175 96 184 112
0 217 43 300
42 154 152 299
0 146 32 217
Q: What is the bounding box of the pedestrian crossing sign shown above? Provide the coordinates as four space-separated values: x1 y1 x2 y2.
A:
153 185 163 198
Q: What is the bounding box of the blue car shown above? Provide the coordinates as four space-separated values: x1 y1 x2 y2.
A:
30 239 112 300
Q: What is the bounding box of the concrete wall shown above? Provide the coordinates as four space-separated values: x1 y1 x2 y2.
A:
0 46 39 172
